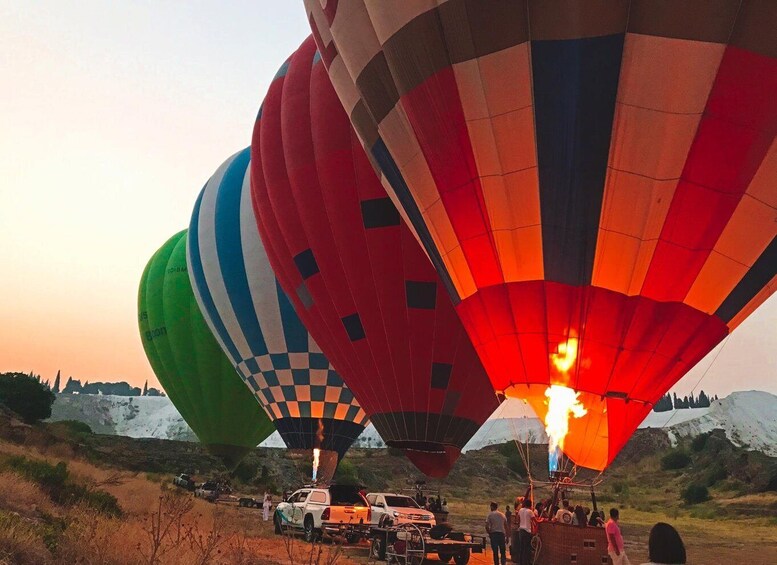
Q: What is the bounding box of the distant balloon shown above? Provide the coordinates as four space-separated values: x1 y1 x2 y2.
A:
187 149 368 476
250 36 499 477
138 230 275 468
306 1 777 470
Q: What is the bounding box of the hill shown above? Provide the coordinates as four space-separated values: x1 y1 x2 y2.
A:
47 391 777 458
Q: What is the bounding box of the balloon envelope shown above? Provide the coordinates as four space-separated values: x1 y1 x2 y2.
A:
305 1 777 470
250 36 499 477
187 149 368 467
138 230 275 468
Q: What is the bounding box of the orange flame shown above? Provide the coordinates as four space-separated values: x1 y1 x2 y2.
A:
545 335 586 471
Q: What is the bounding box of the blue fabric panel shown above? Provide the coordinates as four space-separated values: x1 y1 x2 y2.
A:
188 187 241 363
214 148 268 356
275 280 309 353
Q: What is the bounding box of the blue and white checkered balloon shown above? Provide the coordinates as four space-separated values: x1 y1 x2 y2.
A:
187 148 367 458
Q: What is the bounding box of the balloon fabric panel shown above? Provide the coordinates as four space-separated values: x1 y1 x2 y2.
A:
305 0 777 470
251 36 499 477
187 149 367 460
138 230 275 468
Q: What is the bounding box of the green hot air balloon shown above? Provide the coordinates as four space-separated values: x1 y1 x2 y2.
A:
138 230 275 468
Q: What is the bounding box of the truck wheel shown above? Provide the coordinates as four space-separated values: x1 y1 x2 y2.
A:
274 514 283 535
453 550 470 565
345 532 361 544
303 516 318 543
437 553 453 563
370 537 387 561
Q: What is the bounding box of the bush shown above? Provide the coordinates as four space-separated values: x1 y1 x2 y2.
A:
691 433 710 452
333 459 358 484
661 450 691 470
231 460 257 483
506 453 526 476
498 442 519 457
682 483 709 504
0 372 55 423
4 456 121 517
56 420 93 436
704 464 728 487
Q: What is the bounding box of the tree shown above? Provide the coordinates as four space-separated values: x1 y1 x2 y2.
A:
673 392 679 409
142 380 148 396
0 372 56 423
53 370 61 394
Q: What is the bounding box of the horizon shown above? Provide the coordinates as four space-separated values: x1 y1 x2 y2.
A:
2 1 777 400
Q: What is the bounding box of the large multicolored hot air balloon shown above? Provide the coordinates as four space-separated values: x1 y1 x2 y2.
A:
305 1 777 470
138 230 275 468
187 149 368 479
250 36 498 478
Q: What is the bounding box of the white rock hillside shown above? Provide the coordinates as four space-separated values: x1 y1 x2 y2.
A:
47 391 777 456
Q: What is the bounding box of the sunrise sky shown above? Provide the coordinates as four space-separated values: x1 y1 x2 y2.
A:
1 1 775 400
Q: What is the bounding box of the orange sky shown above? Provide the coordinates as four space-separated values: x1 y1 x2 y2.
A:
1 2 775 398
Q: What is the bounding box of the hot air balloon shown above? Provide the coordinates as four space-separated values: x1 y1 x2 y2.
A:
138 230 275 468
250 36 499 478
305 1 777 471
187 149 368 482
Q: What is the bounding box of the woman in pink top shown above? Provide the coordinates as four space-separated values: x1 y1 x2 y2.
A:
606 508 631 565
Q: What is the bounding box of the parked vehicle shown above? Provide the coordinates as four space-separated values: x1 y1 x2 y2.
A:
274 485 371 543
366 493 436 528
172 473 195 491
238 497 261 508
195 481 219 501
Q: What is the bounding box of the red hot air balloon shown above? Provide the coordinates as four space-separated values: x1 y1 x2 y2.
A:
305 1 777 471
250 35 499 477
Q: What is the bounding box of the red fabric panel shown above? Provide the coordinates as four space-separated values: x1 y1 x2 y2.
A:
251 36 498 476
399 66 503 289
642 46 777 302
456 280 729 466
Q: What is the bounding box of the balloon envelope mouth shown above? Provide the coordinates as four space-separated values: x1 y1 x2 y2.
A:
386 440 448 453
204 443 253 470
401 445 462 479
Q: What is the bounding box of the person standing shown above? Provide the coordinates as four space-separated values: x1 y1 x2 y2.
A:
516 498 534 565
606 508 631 565
641 522 686 564
505 505 513 532
262 493 272 522
485 502 508 565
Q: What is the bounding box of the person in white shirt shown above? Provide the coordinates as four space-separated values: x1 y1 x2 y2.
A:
554 502 574 524
485 502 508 565
516 498 534 565
262 492 272 521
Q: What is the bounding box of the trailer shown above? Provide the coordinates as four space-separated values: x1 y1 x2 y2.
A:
367 523 486 565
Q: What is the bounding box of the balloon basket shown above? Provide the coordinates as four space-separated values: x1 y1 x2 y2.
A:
511 521 610 565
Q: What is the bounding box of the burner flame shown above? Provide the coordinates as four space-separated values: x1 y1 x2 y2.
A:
545 385 587 472
312 448 321 482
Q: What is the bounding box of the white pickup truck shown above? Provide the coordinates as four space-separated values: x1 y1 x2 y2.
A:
366 493 436 528
274 485 371 543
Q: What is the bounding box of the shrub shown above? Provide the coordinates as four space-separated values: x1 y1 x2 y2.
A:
661 450 691 470
682 483 709 504
0 372 55 423
691 433 710 452
506 453 526 476
232 460 257 483
333 459 358 484
56 420 93 436
704 464 728 487
4 456 121 516
498 442 519 457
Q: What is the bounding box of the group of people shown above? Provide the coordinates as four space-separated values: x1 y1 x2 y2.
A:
486 502 687 565
413 493 448 513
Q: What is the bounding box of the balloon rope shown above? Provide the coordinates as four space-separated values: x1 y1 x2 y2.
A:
661 335 730 430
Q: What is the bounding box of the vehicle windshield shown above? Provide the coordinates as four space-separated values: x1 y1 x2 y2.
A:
385 496 421 508
329 485 367 506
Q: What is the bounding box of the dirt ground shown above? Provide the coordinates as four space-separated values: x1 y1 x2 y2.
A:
243 511 777 565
